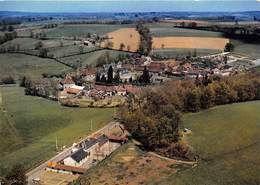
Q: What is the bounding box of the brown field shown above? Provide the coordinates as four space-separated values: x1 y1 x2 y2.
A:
103 28 229 51
153 36 229 50
102 28 140 52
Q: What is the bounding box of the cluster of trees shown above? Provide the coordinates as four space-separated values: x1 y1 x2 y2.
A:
120 71 260 158
0 164 27 185
21 76 59 99
42 23 58 29
136 22 153 56
0 76 15 85
0 31 17 45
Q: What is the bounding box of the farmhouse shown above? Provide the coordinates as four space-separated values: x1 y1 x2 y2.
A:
61 75 75 89
64 148 88 167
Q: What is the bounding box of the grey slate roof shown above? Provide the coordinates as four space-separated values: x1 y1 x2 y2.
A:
96 134 109 146
71 148 86 163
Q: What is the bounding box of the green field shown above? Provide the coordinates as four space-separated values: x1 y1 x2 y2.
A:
232 39 260 59
46 24 134 37
147 22 224 38
60 49 130 67
0 53 70 79
153 48 220 58
159 101 260 185
0 87 114 175
0 38 78 51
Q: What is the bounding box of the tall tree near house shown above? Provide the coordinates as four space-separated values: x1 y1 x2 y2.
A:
101 74 106 83
107 66 113 84
113 70 120 84
139 66 151 84
95 73 101 82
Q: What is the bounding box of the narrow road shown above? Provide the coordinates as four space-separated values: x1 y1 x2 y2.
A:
26 121 119 185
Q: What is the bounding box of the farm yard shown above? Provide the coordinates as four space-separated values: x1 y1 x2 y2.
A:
0 86 114 175
79 142 191 185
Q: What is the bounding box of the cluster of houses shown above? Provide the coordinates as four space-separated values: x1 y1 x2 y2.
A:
57 52 250 103
46 134 127 175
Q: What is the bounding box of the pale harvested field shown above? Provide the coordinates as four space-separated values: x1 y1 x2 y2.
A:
102 28 140 52
153 37 229 50
104 28 229 51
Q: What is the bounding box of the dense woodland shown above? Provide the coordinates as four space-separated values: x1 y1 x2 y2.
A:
120 70 260 159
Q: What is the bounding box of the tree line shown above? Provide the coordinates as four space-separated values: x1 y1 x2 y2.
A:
120 70 260 159
136 22 153 56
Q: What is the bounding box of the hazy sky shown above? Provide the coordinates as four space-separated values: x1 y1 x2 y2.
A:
0 0 259 12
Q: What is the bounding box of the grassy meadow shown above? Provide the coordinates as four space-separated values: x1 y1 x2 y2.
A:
147 22 224 38
0 53 70 80
60 49 131 67
159 101 260 185
0 87 114 175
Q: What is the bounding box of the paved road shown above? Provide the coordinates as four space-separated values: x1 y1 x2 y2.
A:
26 121 119 185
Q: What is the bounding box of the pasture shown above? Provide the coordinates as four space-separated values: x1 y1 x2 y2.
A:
0 86 114 175
45 24 133 38
147 22 223 38
159 101 260 185
0 53 70 79
60 49 130 67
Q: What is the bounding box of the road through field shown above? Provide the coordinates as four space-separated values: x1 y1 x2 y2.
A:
26 121 119 185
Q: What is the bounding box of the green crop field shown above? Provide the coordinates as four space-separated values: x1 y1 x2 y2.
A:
46 24 134 37
147 22 224 38
0 53 70 80
159 101 260 185
0 86 114 175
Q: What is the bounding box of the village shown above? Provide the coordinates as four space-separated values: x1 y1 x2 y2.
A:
50 51 254 108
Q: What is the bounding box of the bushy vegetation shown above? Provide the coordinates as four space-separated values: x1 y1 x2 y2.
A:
120 71 260 158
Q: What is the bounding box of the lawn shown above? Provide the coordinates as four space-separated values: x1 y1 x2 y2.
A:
159 101 260 185
0 53 70 80
0 87 114 175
